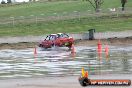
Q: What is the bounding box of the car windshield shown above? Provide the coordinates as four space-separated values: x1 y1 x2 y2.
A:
45 35 56 40
57 33 69 38
63 33 69 38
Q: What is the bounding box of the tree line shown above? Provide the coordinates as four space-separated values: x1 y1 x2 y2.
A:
1 0 128 12
83 0 127 12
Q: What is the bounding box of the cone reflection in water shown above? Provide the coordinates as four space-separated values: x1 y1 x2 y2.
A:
71 44 76 57
71 44 75 53
34 46 37 63
34 47 37 55
98 52 102 59
105 44 109 60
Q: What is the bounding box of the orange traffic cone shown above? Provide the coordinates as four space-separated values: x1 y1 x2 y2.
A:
97 40 102 53
97 40 102 59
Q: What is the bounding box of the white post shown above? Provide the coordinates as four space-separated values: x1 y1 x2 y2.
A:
36 16 37 24
53 13 57 20
40 14 44 21
20 16 24 23
10 17 14 26
78 11 80 21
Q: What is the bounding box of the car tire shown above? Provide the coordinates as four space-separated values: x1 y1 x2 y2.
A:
68 44 72 50
39 44 42 47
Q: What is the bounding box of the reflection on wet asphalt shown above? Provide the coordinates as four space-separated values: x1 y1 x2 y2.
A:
0 46 132 78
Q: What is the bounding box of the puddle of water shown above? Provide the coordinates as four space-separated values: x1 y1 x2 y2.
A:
0 45 132 78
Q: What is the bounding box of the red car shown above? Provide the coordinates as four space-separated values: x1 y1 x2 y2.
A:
39 33 74 49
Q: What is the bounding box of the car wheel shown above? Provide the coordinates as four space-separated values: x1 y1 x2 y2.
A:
68 46 72 50
39 44 42 47
52 43 56 47
68 44 72 50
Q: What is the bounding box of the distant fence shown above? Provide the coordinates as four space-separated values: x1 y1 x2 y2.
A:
94 31 132 39
0 30 132 44
0 7 132 26
70 30 132 40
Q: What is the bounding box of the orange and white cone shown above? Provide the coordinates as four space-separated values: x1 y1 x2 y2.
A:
97 40 102 59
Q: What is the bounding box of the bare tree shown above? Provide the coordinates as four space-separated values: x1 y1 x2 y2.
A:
7 0 12 3
121 0 127 11
84 0 104 12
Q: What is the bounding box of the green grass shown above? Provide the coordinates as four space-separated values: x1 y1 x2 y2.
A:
0 16 132 36
0 0 132 36
0 1 90 18
0 0 132 18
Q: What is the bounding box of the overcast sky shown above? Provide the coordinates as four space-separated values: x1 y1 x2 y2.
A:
15 0 29 2
0 0 29 3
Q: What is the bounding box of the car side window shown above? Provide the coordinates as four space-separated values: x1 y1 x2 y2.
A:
45 35 50 40
50 35 56 40
63 34 69 38
58 34 63 38
57 34 61 38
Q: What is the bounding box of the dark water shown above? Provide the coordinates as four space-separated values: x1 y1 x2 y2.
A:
0 45 132 78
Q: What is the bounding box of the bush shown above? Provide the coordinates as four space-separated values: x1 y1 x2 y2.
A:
1 1 6 4
7 0 12 3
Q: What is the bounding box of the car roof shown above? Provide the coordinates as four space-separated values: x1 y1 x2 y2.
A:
50 34 57 36
57 33 63 35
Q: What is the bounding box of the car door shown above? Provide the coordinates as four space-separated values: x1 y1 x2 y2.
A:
49 35 57 46
42 35 53 48
61 33 69 42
